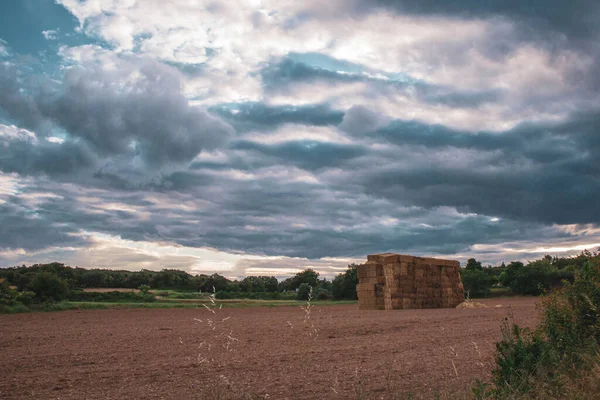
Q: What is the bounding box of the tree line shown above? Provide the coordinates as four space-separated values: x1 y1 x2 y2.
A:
0 262 360 305
1 250 598 309
460 250 598 297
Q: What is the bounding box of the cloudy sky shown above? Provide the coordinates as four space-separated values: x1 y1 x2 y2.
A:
1 1 599 278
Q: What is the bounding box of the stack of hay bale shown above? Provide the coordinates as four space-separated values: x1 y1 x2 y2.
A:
357 253 464 310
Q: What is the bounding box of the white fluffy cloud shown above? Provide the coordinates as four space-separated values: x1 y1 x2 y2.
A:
56 0 595 131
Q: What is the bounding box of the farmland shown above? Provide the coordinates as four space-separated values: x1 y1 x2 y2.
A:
0 297 537 399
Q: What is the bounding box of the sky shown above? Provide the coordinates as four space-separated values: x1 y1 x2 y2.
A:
1 0 600 279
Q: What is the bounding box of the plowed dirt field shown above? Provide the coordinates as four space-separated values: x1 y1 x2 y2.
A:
0 297 538 399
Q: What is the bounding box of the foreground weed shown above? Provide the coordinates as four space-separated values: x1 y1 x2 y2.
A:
187 288 243 399
192 287 238 365
300 286 318 340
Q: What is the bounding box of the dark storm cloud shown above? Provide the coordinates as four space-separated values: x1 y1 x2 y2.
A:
342 109 600 226
0 200 88 251
7 103 594 259
0 57 234 172
209 102 344 132
39 59 233 167
0 136 97 176
231 140 366 171
346 0 600 42
8 171 572 259
0 63 46 132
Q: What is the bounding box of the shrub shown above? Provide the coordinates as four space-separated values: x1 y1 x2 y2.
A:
332 264 358 300
15 291 35 306
460 268 491 298
509 264 554 295
313 287 332 300
491 322 552 396
138 284 151 295
29 272 70 302
296 283 312 301
0 303 30 313
474 254 600 398
0 280 18 305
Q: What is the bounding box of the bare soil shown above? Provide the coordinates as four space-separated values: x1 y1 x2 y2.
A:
0 297 538 399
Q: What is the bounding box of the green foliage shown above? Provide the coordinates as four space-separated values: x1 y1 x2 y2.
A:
296 283 312 301
509 264 553 295
474 251 600 399
509 264 574 296
214 291 297 300
0 280 18 305
465 258 483 270
197 273 230 293
15 291 35 305
239 276 278 292
332 264 358 300
138 284 151 295
29 272 70 302
279 269 320 292
542 260 600 354
68 290 155 303
158 291 204 299
491 322 551 395
460 268 491 298
501 261 524 287
313 287 332 300
0 302 30 313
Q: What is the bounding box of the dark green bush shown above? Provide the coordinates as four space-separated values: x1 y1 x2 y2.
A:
332 265 358 300
509 264 554 295
474 253 600 399
460 268 491 298
491 322 552 395
313 287 332 300
15 291 35 306
29 272 70 302
296 283 312 301
138 284 151 295
0 280 18 305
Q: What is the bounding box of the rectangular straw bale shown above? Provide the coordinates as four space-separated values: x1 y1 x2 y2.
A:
359 276 387 284
367 253 400 264
397 254 413 263
361 253 463 310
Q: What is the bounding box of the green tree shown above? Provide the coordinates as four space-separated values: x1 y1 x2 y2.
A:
0 280 17 305
297 283 312 301
239 276 266 292
461 268 491 298
465 258 483 270
501 261 524 287
332 264 358 300
279 269 320 292
510 264 554 295
197 273 230 293
29 272 70 302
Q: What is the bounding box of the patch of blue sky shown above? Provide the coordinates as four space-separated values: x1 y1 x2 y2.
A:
0 0 103 76
287 52 418 85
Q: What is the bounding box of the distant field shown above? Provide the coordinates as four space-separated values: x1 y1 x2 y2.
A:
82 288 140 293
